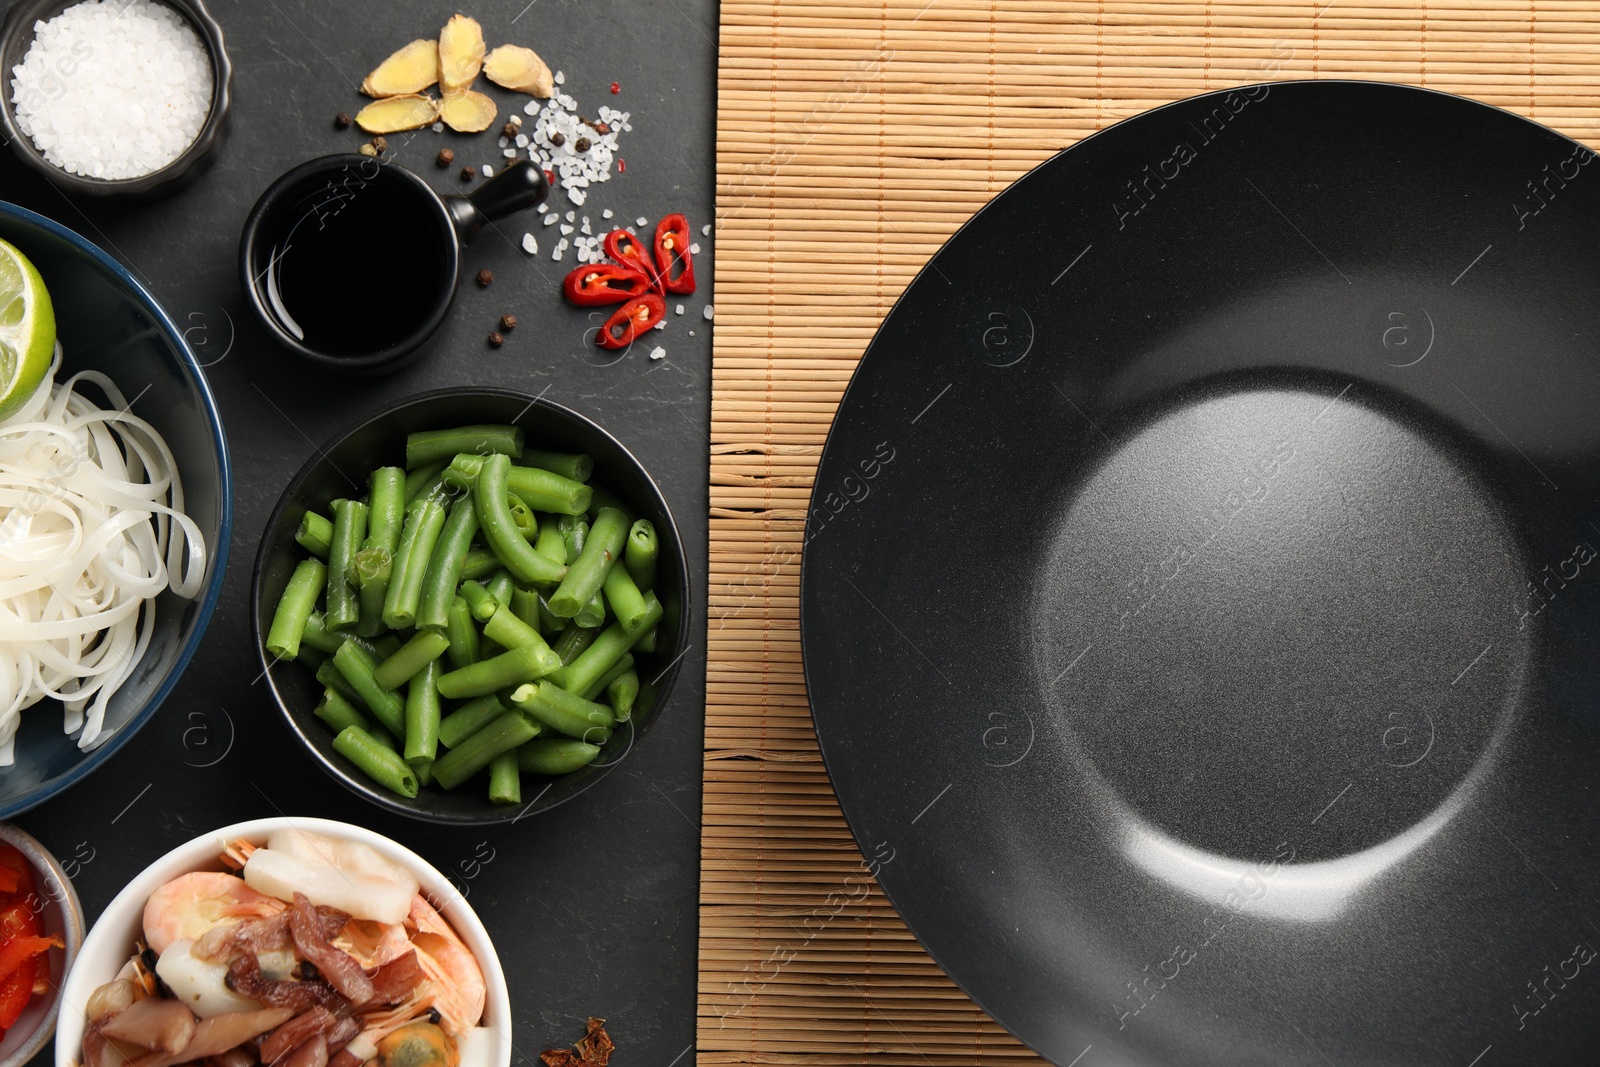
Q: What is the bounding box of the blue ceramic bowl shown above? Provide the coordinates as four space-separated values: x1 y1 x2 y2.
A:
0 200 231 817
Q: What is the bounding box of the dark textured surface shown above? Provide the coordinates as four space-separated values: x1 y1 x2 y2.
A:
804 82 1600 1066
2 0 714 1063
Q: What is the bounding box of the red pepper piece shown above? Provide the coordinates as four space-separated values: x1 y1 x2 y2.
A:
602 229 661 291
0 956 33 1030
596 294 666 350
652 213 696 294
562 263 652 306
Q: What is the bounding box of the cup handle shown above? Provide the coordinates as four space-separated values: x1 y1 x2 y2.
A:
445 160 550 244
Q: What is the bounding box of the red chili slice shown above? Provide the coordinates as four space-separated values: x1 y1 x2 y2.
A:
602 229 661 291
652 213 696 294
562 263 652 306
596 294 666 350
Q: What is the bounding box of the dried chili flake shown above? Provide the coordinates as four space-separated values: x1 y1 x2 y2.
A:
540 1017 613 1067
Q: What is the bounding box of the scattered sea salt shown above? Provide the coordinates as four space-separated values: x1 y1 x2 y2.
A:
554 70 565 85
432 122 444 133
565 211 575 222
498 136 508 148
481 164 494 177
510 114 521 126
515 134 529 148
603 209 614 219
560 224 573 235
690 243 700 254
702 224 712 236
11 0 214 180
675 304 684 315
649 346 666 360
543 215 558 226
635 217 648 227
521 233 538 255
703 305 714 320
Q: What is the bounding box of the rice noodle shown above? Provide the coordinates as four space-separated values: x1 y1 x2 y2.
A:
0 345 207 762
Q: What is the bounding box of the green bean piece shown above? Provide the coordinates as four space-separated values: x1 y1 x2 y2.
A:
479 604 563 673
351 546 392 637
436 644 557 700
316 660 362 707
332 641 406 739
266 559 327 661
476 454 567 586
509 682 615 742
606 668 640 721
296 645 329 672
548 507 629 618
404 660 443 765
416 496 480 631
575 591 607 629
551 623 598 665
449 454 594 515
516 737 602 775
532 519 566 566
586 484 631 523
510 587 540 627
523 449 593 482
561 593 663 697
315 688 370 735
459 580 499 621
324 499 367 631
333 726 419 799
635 625 658 653
581 654 635 703
432 711 541 790
439 693 508 749
444 596 481 670
537 594 564 636
382 491 448 630
295 511 333 559
299 612 344 655
413 759 434 786
625 519 658 591
486 569 515 607
506 493 538 539
602 558 652 633
404 459 448 501
366 467 407 552
370 633 404 659
487 751 522 804
406 425 525 469
459 547 499 581
557 514 587 565
373 630 451 691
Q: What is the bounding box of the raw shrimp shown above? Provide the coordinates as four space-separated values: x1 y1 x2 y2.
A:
336 918 414 970
143 872 285 955
406 894 485 1036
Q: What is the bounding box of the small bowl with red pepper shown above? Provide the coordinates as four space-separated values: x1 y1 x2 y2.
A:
0 823 84 1067
563 213 698 350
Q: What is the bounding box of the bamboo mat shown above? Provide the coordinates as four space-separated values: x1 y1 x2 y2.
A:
700 2 1600 1063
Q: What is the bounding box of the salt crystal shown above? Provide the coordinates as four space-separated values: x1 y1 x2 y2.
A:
675 304 684 315
702 224 712 236
560 224 574 235
544 215 558 226
581 219 592 235
498 136 508 148
636 217 648 227
522 233 538 255
482 164 494 177
690 243 701 254
703 305 714 320
654 321 666 330
603 209 614 219
649 346 666 360
510 114 522 126
503 148 517 158
554 70 565 85
516 134 529 148
432 122 444 133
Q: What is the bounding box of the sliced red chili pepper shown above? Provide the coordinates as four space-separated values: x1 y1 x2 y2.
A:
652 213 696 295
602 229 661 292
596 294 666 350
562 263 652 306
0 956 33 1030
0 933 58 985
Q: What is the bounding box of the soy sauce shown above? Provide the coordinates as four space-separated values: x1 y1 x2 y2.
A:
255 166 452 356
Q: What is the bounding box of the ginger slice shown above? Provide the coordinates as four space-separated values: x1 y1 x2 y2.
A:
483 44 554 99
355 94 441 134
361 39 439 97
438 14 486 92
439 89 497 133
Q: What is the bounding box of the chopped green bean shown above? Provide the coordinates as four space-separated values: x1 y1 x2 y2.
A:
382 490 448 630
432 711 541 790
549 507 629 618
480 604 563 673
557 514 587 565
510 587 540 628
444 595 480 670
509 682 614 742
296 645 329 671
332 641 406 739
295 511 333 559
536 593 563 636
436 644 557 700
459 580 498 621
459 547 499 581
625 519 658 591
485 569 515 608
606 668 640 721
416 496 479 631
373 630 451 691
366 467 407 552
404 459 448 501
551 623 598 665
506 492 538 539
581 653 635 703
561 593 663 697
413 760 433 787
586 484 631 522
316 660 362 707
449 454 593 514
406 424 524 469
602 560 652 633
315 688 370 735
635 625 658 653
476 454 567 586
266 559 326 661
333 725 418 798
522 449 592 483
325 499 367 631
439 693 508 749
404 660 442 765
352 546 392 637
299 612 344 655
488 751 521 804
516 737 602 775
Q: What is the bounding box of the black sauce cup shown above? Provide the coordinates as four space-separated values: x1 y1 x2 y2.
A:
238 154 547 374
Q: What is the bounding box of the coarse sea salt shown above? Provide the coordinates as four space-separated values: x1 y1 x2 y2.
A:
10 0 213 180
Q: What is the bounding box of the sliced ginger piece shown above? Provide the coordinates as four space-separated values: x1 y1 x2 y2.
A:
355 94 441 134
438 14 486 92
361 39 438 97
483 44 554 99
439 89 497 133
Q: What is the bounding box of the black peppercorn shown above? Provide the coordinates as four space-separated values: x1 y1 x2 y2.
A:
574 137 591 153
476 269 493 287
334 112 352 129
487 331 504 347
437 148 455 167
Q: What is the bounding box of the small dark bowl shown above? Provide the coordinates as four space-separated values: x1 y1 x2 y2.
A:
251 389 692 824
0 0 233 199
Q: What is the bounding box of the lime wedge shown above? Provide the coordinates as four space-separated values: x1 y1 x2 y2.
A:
0 238 56 423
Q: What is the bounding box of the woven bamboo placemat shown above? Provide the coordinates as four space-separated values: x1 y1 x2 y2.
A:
700 2 1600 1063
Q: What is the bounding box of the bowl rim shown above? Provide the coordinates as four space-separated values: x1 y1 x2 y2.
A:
249 387 693 825
0 821 84 1067
51 816 513 1067
0 198 234 819
0 0 234 198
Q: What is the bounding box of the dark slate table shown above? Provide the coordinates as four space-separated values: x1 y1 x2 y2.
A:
2 2 715 1064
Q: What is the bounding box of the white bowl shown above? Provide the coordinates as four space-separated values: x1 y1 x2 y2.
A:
54 817 511 1067
0 823 84 1067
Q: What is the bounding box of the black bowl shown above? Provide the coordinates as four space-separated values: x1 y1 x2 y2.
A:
0 0 233 199
251 388 691 824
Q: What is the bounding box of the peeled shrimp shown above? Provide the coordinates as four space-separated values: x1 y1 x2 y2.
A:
406 894 485 1036
143 872 285 955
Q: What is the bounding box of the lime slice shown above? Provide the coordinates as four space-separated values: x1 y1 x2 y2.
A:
0 238 56 423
